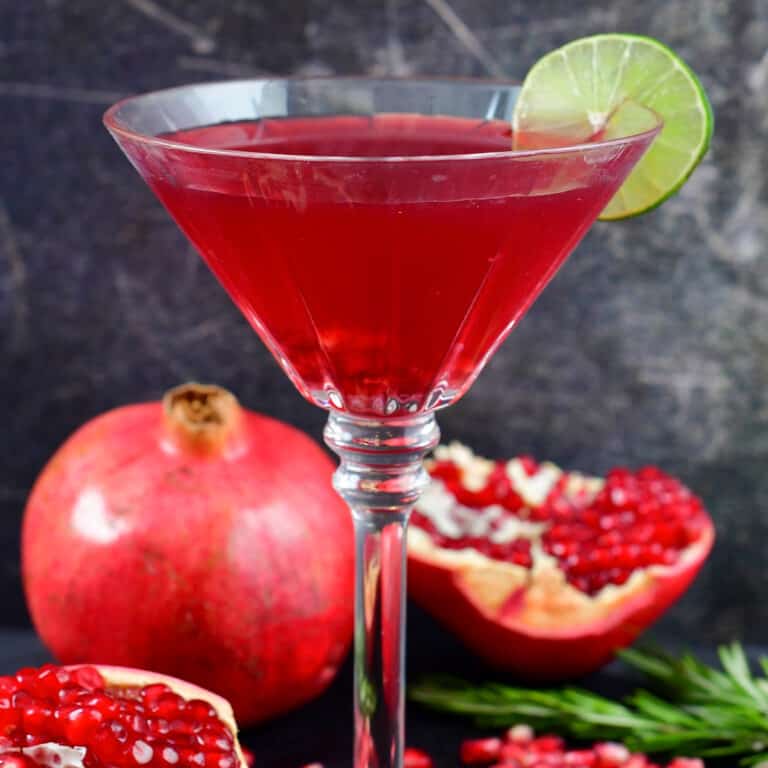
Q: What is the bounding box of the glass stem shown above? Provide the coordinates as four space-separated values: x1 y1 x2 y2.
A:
324 412 440 768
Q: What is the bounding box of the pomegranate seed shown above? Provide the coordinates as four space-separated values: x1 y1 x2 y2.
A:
141 684 172 706
132 740 154 765
93 728 128 763
511 550 533 567
661 549 678 565
587 573 610 593
598 515 618 531
160 747 181 766
14 670 38 689
11 692 31 709
547 540 578 557
460 738 502 764
564 750 597 766
429 461 460 482
110 720 129 743
169 719 196 736
0 706 20 733
130 714 150 735
499 743 527 762
149 694 186 719
608 568 631 586
32 668 62 700
531 736 564 753
505 724 534 743
54 669 72 687
147 717 171 735
185 700 217 722
21 702 53 736
57 688 81 706
194 731 232 751
594 742 631 766
64 706 103 743
79 692 120 717
403 747 433 768
73 667 105 691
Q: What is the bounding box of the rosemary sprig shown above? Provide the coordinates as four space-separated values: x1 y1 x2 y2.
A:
409 643 768 765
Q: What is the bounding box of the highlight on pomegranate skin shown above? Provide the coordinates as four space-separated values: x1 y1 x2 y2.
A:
0 665 242 768
407 443 715 679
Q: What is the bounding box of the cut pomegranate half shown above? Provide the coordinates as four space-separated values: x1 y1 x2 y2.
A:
407 443 714 679
0 664 245 768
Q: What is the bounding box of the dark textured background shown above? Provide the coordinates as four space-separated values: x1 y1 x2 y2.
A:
1 0 766 646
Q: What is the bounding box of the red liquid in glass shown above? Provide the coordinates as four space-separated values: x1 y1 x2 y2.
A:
146 115 647 416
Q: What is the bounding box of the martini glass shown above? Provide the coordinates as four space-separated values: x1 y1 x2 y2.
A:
103 78 660 768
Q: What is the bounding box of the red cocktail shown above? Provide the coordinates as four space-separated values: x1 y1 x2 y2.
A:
139 113 648 417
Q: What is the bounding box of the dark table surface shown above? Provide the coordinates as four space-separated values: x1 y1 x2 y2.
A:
0 607 740 768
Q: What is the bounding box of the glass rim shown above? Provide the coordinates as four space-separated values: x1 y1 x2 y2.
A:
103 75 663 164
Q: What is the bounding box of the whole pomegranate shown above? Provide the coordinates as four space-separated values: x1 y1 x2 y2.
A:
408 442 714 679
0 663 245 768
23 384 353 725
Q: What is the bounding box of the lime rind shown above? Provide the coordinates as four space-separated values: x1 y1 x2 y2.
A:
513 34 713 220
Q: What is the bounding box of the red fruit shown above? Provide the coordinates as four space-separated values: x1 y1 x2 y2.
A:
408 443 714 679
460 738 502 764
22 384 354 725
404 747 434 768
0 664 245 768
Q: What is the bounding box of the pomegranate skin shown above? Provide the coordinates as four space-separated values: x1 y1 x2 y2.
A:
22 385 354 725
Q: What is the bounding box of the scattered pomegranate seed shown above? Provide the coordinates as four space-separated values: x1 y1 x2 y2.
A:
505 725 534 743
564 749 597 766
403 747 434 768
457 724 702 768
594 742 631 766
460 738 503 764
